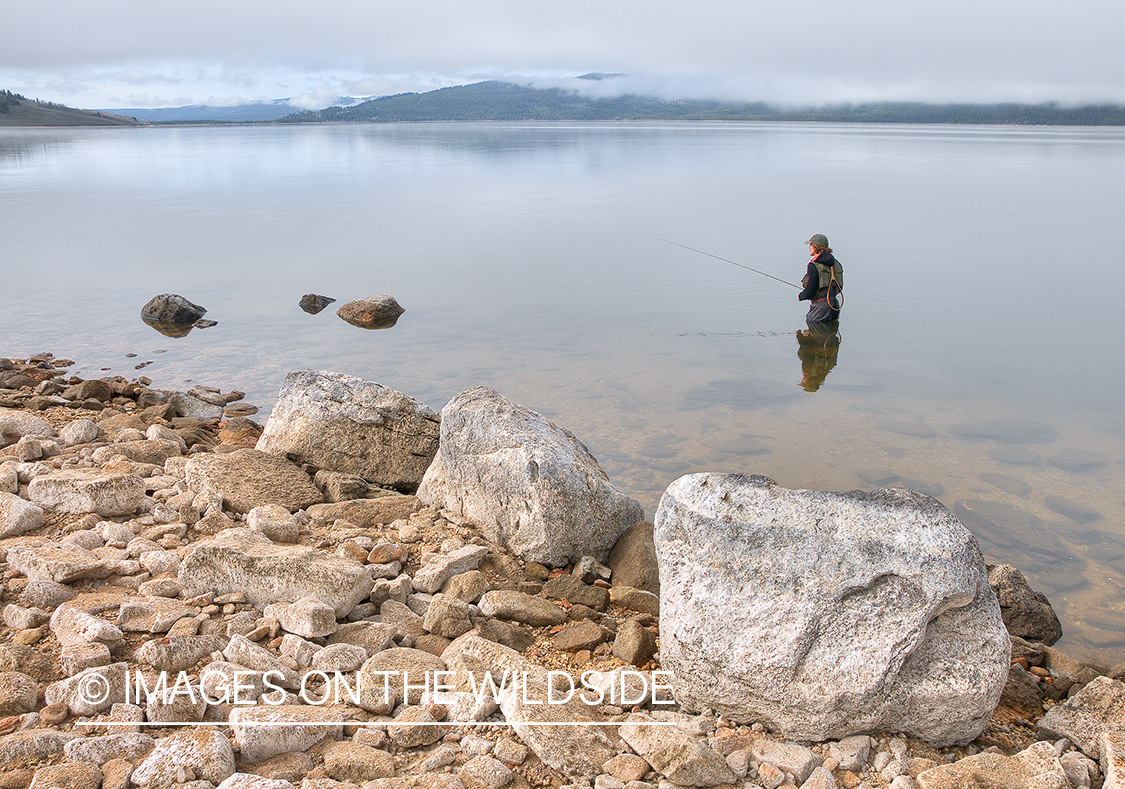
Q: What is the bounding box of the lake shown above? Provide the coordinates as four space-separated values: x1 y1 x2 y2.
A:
2 121 1123 663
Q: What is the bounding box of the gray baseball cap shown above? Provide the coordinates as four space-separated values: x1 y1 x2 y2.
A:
805 234 829 247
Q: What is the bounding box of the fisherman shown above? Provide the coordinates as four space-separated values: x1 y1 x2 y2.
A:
797 233 843 322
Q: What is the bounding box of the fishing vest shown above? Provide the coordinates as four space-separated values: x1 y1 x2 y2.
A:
813 259 843 295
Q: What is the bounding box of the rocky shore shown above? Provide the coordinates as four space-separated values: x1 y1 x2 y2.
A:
1 352 1124 789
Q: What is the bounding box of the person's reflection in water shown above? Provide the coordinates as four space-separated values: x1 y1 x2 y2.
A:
795 320 841 392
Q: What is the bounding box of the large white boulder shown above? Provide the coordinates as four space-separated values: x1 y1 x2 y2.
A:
255 370 440 492
417 387 642 566
655 473 1009 747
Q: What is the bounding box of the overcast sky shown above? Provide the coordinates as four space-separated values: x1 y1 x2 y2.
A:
4 0 1124 110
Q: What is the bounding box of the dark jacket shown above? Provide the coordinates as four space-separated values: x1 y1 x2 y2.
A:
799 253 843 321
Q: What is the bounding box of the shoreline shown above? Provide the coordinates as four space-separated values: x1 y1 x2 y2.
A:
0 352 1121 789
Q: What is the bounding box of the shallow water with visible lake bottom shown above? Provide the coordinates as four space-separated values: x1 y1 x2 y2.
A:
2 121 1123 663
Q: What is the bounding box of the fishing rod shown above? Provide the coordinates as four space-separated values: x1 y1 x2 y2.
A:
657 238 800 289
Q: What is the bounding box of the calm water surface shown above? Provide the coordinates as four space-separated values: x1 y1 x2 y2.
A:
2 122 1123 662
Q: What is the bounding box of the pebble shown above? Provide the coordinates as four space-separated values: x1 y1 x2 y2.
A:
40 703 68 725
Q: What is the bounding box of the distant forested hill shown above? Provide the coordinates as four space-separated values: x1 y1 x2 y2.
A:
102 101 301 123
0 90 140 126
6 82 1125 127
280 81 1125 125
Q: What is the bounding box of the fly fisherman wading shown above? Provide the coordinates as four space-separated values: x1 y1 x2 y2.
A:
798 233 843 323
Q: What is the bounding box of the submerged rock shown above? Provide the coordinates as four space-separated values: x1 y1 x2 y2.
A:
336 295 405 329
655 472 1010 747
948 418 1059 444
1044 494 1102 524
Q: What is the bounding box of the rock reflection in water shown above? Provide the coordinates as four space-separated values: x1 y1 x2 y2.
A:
141 319 195 338
140 317 217 337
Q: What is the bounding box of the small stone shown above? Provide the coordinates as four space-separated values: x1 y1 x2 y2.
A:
726 749 752 780
311 644 367 673
573 556 612 584
603 753 651 783
130 727 235 787
40 702 69 725
525 562 550 581
27 763 102 789
553 620 608 653
612 619 656 666
0 672 37 716
459 755 512 789
321 740 395 782
441 569 489 604
336 295 405 329
478 590 567 627
387 706 444 748
247 504 300 544
12 628 45 645
264 597 339 639
60 642 112 676
422 593 474 639
608 585 659 615
421 745 457 771
493 738 529 766
2 605 49 631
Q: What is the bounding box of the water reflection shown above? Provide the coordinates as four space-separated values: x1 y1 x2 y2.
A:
795 320 841 392
141 318 217 337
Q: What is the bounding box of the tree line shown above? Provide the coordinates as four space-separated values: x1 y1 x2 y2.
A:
278 82 1125 126
0 90 27 114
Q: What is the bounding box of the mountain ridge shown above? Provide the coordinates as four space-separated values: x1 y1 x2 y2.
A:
5 82 1125 126
279 81 1125 125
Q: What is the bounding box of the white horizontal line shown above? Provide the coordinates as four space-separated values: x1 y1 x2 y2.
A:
79 721 678 728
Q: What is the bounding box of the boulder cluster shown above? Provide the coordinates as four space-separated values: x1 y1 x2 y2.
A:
0 354 1124 789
